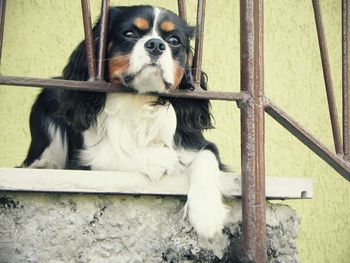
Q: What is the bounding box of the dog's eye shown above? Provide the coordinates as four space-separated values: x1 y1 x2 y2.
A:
123 31 138 39
167 36 180 46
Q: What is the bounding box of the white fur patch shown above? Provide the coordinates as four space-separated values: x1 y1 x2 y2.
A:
131 65 166 93
184 150 229 239
80 93 178 181
152 7 161 35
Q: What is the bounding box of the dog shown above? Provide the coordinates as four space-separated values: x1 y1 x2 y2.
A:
22 5 229 240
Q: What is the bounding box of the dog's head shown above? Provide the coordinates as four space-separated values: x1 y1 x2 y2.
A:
107 6 194 92
64 5 195 92
60 6 210 132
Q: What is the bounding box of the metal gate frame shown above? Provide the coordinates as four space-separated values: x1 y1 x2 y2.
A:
0 0 349 262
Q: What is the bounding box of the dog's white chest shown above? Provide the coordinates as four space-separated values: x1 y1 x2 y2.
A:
79 93 177 171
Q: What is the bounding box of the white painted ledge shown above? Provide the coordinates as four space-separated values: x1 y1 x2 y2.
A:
0 168 312 199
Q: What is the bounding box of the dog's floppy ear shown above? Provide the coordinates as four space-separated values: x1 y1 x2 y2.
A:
172 54 213 136
58 8 124 131
174 21 212 131
58 9 118 131
57 90 105 131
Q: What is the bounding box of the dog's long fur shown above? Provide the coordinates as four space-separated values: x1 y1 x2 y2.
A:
22 5 229 239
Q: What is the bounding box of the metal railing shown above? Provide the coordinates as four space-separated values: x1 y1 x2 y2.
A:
0 0 349 262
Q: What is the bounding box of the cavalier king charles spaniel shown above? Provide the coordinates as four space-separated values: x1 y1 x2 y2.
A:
22 5 229 241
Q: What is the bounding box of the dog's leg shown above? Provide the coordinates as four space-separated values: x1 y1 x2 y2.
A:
24 123 67 170
186 150 229 239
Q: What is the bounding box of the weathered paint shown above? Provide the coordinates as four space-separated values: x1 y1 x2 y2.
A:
0 1 349 262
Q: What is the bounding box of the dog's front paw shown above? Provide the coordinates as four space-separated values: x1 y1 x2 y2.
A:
186 192 229 239
141 147 179 181
28 159 61 169
185 194 230 257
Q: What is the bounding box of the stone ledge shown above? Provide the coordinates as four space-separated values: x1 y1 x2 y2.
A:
0 192 300 263
0 168 313 199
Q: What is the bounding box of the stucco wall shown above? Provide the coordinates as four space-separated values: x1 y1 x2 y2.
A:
0 0 349 262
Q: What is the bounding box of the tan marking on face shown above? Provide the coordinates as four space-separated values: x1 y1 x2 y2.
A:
160 21 176 32
134 18 150 30
108 54 130 79
173 63 185 90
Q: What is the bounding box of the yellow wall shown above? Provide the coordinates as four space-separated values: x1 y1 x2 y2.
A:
0 0 349 262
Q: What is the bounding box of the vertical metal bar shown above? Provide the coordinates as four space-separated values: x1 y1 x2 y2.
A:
312 0 343 155
343 0 350 161
177 0 187 21
192 0 206 89
97 0 110 80
81 0 96 80
240 0 266 262
0 0 6 69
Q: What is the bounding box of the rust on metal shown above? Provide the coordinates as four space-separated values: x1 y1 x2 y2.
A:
312 0 343 155
0 0 6 69
81 0 96 80
192 0 206 90
0 75 247 101
97 0 110 80
343 0 350 161
177 0 187 21
240 0 267 262
265 99 350 180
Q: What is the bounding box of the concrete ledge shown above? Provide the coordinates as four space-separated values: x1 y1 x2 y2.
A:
0 168 313 199
0 192 301 263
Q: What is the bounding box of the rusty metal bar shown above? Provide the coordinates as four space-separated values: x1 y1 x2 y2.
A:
97 0 110 80
240 0 267 262
265 99 350 180
192 0 206 89
0 0 6 69
0 75 247 101
177 0 187 21
81 0 96 80
343 0 350 161
312 0 343 155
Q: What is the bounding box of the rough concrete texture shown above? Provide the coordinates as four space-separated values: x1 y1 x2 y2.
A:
0 192 299 263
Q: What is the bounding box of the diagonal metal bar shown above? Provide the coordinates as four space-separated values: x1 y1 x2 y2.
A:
312 0 343 155
343 0 350 161
81 0 96 80
192 0 206 90
97 0 110 80
0 75 247 102
177 0 187 21
265 99 350 180
240 0 267 262
0 0 6 70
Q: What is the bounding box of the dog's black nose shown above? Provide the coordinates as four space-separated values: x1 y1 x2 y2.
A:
144 38 166 57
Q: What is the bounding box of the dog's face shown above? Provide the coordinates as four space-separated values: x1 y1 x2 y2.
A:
107 6 194 93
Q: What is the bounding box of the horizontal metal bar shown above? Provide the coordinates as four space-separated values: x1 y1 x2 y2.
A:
0 75 246 101
265 99 350 181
